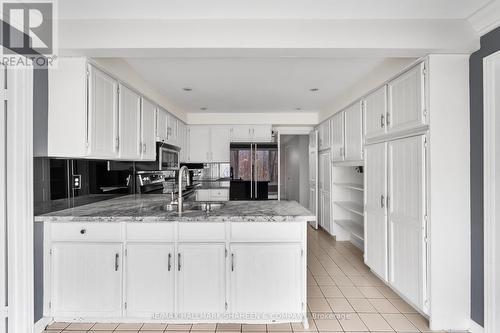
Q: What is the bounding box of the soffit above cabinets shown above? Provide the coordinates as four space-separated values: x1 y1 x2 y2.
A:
59 0 489 20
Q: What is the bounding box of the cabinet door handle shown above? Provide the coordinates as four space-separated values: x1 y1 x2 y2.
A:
381 114 385 128
380 195 385 208
168 253 172 271
178 253 181 271
115 253 119 271
231 253 235 271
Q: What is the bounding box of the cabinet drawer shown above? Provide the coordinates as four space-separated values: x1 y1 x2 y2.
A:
230 222 303 241
178 222 226 241
195 190 211 201
50 222 122 242
210 189 229 201
126 223 174 241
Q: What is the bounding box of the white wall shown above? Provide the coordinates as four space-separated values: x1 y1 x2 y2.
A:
319 58 416 122
281 135 309 207
91 58 187 121
187 112 319 125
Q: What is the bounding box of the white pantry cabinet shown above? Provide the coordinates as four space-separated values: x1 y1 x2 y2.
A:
188 126 231 162
229 243 302 314
118 85 142 160
87 65 119 159
177 243 226 314
318 151 331 233
331 112 345 162
364 142 388 281
387 63 426 134
344 102 363 162
363 86 387 140
51 242 123 318
387 135 426 310
125 243 175 318
140 98 157 161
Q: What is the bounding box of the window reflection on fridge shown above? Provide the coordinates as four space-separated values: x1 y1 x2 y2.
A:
229 143 278 200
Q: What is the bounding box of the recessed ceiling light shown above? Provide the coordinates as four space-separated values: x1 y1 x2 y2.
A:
310 88 319 92
182 87 192 91
200 107 208 111
296 107 302 111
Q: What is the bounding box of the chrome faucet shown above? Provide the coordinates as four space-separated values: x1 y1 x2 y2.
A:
177 166 191 213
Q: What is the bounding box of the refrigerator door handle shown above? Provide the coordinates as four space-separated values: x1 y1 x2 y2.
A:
254 143 258 199
250 143 253 199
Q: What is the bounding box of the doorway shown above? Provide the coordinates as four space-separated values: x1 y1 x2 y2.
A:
483 51 500 333
279 135 309 207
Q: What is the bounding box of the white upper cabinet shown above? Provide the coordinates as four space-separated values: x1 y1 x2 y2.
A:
230 243 302 314
318 120 331 151
125 243 175 318
344 102 363 162
364 142 388 281
363 86 388 140
188 126 211 162
177 243 226 315
87 65 119 159
51 242 123 318
252 125 272 142
331 111 345 162
140 98 156 161
177 121 188 162
211 126 231 162
156 107 168 142
387 63 426 134
188 126 231 162
118 85 142 160
230 125 272 142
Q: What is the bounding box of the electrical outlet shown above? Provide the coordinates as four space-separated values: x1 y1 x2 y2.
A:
72 175 81 189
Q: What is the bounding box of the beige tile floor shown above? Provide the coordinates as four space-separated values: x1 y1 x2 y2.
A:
44 226 468 333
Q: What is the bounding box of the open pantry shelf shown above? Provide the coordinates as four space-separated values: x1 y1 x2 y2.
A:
334 201 364 216
334 219 364 241
332 182 364 191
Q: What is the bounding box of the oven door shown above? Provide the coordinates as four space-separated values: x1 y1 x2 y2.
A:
159 148 179 170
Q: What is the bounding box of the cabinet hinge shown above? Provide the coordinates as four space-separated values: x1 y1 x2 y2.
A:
124 302 127 310
117 86 120 94
225 302 228 311
0 88 6 101
48 301 52 309
424 137 428 148
225 248 228 257
300 249 304 257
49 249 53 255
125 249 128 256
422 64 427 77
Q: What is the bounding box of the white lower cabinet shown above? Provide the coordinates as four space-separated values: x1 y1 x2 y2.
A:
46 222 306 323
51 242 123 318
229 243 302 315
125 243 175 318
177 243 226 315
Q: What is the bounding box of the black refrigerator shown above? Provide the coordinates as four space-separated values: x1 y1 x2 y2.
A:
229 142 278 200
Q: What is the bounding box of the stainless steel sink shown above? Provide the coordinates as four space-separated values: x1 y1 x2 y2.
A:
186 202 225 212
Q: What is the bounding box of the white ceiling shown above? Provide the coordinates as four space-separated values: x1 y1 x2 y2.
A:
125 57 388 113
59 0 490 20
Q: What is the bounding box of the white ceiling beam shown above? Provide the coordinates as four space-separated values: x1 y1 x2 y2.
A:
58 19 479 57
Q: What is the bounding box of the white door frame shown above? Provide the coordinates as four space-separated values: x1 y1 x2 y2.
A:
483 51 500 333
5 65 34 333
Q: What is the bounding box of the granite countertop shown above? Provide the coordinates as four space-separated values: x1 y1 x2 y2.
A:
35 194 315 223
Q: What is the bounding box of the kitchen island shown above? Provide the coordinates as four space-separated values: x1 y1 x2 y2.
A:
36 195 314 326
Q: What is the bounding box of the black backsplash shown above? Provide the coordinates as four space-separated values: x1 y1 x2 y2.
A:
34 157 135 215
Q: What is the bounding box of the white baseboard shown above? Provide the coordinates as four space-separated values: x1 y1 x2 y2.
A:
34 317 52 333
470 320 484 333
